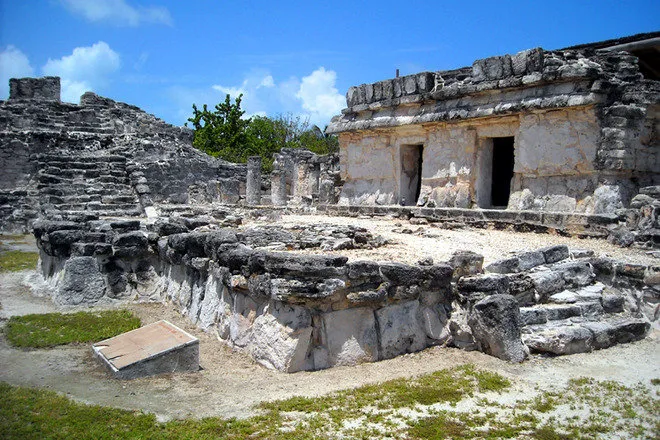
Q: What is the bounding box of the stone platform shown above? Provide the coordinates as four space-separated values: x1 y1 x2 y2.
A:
92 320 199 379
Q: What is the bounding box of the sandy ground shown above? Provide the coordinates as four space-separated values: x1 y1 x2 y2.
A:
0 222 658 422
247 214 659 265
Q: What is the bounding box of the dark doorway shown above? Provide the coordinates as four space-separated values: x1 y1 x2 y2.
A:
400 144 423 205
490 137 515 207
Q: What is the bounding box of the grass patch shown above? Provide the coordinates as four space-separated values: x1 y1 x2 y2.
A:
4 310 141 348
1 364 658 439
0 249 39 272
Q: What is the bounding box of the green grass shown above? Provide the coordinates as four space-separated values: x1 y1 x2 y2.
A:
0 363 658 439
4 310 141 348
0 249 39 272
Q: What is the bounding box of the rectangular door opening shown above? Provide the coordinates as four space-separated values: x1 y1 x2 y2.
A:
490 136 515 208
400 144 423 206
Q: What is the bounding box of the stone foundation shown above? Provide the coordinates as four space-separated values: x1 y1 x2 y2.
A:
33 216 657 372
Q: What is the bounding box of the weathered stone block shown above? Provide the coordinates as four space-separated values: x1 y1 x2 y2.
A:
376 300 427 359
321 307 379 367
248 302 313 372
9 76 60 101
55 256 106 305
468 294 527 362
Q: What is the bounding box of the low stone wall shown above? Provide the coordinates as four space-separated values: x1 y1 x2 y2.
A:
32 216 656 372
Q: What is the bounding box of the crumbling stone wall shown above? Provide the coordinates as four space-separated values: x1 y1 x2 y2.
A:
33 217 656 372
267 148 340 207
0 77 246 231
328 39 659 215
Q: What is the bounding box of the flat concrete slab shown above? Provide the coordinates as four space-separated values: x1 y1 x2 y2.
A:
93 320 199 379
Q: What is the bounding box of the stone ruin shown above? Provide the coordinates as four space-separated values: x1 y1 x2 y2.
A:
32 216 655 372
327 32 659 247
0 77 337 232
0 32 658 373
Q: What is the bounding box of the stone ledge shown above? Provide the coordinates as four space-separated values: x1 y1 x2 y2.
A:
316 204 618 238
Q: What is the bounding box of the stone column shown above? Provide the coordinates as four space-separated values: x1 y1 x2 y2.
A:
318 162 333 205
246 156 262 205
291 160 310 205
271 168 287 206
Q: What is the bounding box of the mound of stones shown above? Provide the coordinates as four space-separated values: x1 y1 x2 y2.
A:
32 217 657 372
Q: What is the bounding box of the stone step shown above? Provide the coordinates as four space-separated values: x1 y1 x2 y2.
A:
39 161 105 170
101 195 138 204
96 175 129 184
526 260 596 299
522 315 650 355
37 182 134 193
36 154 127 163
520 283 625 326
88 202 139 211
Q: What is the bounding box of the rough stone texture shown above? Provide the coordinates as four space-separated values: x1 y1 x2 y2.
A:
248 301 313 372
9 77 60 102
34 218 658 371
375 300 427 359
0 77 246 232
54 256 106 305
328 34 659 216
246 156 262 205
321 307 379 368
468 294 528 362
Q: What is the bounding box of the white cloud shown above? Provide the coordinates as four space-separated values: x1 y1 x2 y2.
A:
42 41 121 102
296 67 345 126
259 75 274 88
0 45 35 98
60 0 172 26
167 67 346 127
212 82 246 98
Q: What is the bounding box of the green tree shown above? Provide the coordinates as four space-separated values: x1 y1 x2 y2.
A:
245 115 288 172
186 94 252 162
187 97 339 171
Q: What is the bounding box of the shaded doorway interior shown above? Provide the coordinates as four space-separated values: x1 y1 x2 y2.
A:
400 144 423 206
476 136 515 208
490 137 515 207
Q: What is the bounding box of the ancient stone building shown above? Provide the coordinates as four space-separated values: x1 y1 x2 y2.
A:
0 77 246 231
327 32 659 214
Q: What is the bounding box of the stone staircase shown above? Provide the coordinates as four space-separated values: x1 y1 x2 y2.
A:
520 279 649 355
0 101 116 135
459 245 654 358
36 154 143 219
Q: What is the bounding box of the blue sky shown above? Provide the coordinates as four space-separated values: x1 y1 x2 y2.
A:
1 1 658 128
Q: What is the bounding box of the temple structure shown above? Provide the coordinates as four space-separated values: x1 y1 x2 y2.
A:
327 32 659 214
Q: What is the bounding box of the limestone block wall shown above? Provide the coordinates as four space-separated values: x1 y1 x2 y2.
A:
33 217 460 372
337 107 612 212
